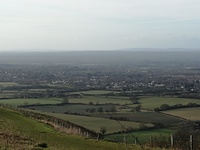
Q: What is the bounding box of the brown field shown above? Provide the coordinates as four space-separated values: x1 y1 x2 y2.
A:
163 107 200 121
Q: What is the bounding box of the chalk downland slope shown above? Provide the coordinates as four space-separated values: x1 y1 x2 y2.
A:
0 107 165 150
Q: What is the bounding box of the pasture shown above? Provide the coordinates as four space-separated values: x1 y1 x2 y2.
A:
41 112 153 134
70 90 118 95
0 87 195 149
163 107 200 121
0 92 17 98
106 128 174 144
69 95 132 105
95 112 185 125
28 104 114 114
0 98 62 106
138 97 200 110
0 82 19 86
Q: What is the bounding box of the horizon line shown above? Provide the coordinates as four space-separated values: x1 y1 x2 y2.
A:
0 48 200 52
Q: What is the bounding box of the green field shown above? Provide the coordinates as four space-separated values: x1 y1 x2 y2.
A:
139 97 200 110
70 90 118 95
95 112 185 125
0 82 19 86
106 128 174 144
27 89 47 92
37 112 152 134
47 83 72 88
0 98 62 106
0 91 194 149
1 107 159 150
69 95 131 105
163 107 200 121
28 104 114 114
0 92 17 98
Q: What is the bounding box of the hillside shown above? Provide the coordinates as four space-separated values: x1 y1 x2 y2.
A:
0 107 164 150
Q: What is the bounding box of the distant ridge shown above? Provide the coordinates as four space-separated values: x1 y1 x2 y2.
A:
1 48 200 52
0 50 200 65
115 48 200 52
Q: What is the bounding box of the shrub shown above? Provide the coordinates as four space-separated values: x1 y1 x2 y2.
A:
160 104 170 110
37 143 48 148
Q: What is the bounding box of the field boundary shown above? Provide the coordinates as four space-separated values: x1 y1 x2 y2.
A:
158 111 188 121
0 105 99 139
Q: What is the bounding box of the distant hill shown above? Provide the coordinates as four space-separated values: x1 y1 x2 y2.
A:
115 48 200 51
0 50 200 66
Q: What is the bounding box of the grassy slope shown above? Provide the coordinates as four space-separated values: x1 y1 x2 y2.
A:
0 107 166 150
0 107 131 149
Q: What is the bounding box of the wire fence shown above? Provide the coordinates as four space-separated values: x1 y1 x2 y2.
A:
114 133 200 150
1 104 200 150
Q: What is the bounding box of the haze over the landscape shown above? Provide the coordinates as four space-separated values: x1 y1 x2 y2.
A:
1 0 200 51
2 1 200 150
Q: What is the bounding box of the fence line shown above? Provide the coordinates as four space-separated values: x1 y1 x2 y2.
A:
0 104 98 139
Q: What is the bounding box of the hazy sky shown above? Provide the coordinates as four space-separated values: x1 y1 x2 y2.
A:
0 0 200 51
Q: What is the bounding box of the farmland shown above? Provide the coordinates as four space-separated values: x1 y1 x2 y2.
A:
94 112 185 125
28 103 114 114
106 128 174 144
1 90 198 140
0 52 200 149
163 107 200 121
70 90 118 95
0 98 62 106
0 82 19 86
0 107 150 150
69 95 131 105
0 89 198 140
42 112 152 134
138 97 200 110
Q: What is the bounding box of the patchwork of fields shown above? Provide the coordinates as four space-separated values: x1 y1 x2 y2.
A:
43 112 151 134
0 82 199 148
0 107 144 150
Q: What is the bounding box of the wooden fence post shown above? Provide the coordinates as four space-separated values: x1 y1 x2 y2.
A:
190 135 193 150
150 136 152 147
96 133 99 141
135 137 138 144
123 131 127 150
170 135 174 148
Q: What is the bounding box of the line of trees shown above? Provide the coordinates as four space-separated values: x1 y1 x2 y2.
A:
154 103 200 111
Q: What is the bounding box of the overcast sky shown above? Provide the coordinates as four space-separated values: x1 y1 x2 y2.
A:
0 0 200 51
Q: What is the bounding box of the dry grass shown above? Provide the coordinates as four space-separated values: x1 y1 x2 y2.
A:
163 107 200 121
0 129 34 149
